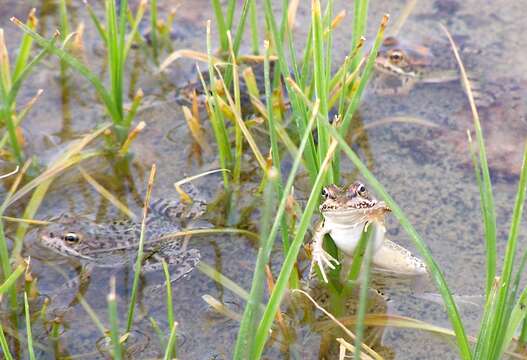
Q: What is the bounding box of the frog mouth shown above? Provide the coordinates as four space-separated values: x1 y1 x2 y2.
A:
374 58 418 78
323 200 391 214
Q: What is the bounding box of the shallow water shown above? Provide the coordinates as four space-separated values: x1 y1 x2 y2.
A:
1 0 527 358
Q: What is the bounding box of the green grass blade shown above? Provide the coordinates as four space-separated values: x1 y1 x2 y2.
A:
326 125 472 359
107 278 123 360
162 260 175 356
249 0 259 54
13 9 37 81
340 14 388 135
24 293 36 360
148 318 166 350
503 287 527 354
204 21 232 185
473 277 499 358
223 0 251 88
6 37 56 106
491 142 527 357
232 0 251 56
126 164 156 332
350 0 368 71
0 107 23 163
124 1 147 60
58 0 71 41
163 322 178 360
264 41 291 254
226 0 236 30
354 230 374 359
106 0 124 123
84 1 108 46
311 0 330 176
234 171 276 359
0 262 25 294
0 323 13 360
211 0 228 52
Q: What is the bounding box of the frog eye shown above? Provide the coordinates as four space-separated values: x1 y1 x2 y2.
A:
389 50 404 63
321 188 329 198
63 233 80 243
357 184 367 196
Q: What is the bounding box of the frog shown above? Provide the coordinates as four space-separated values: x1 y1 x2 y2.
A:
309 181 427 284
372 36 463 96
36 191 205 305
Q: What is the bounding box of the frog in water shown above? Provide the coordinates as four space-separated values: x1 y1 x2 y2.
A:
37 193 204 295
310 181 427 283
372 36 462 96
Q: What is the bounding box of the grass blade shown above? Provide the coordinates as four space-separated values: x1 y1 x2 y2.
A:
0 262 25 294
234 169 277 359
108 277 123 360
163 322 178 360
0 323 13 360
126 164 156 332
24 292 36 360
211 0 229 52
492 142 527 357
354 231 374 359
162 260 175 356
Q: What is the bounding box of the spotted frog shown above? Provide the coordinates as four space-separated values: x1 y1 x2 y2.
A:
372 36 462 96
310 182 427 283
37 194 205 295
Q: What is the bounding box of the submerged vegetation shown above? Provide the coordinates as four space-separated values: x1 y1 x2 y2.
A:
0 0 526 359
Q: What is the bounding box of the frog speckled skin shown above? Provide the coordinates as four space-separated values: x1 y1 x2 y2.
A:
38 196 205 290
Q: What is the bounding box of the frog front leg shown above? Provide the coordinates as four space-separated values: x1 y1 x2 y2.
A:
309 221 339 283
48 263 94 316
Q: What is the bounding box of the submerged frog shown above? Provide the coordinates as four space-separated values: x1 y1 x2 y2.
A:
310 182 427 283
37 195 205 296
372 36 461 96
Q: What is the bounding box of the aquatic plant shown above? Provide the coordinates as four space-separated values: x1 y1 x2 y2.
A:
1 1 527 359
204 1 527 359
443 27 527 360
11 0 146 149
0 9 46 164
196 0 389 356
